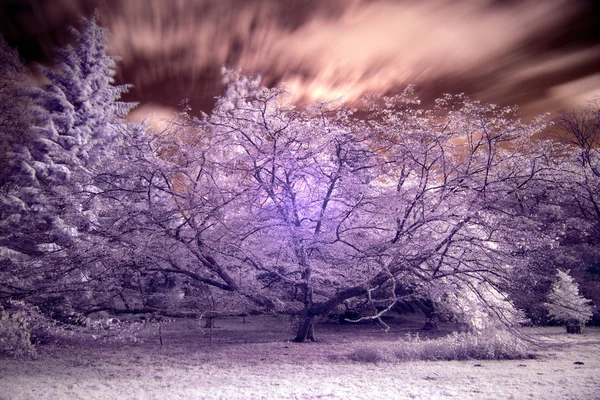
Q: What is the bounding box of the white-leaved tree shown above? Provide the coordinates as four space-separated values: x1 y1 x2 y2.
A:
99 69 554 341
0 14 135 320
545 269 593 333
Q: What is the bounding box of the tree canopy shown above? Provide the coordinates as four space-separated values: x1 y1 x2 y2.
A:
93 69 558 341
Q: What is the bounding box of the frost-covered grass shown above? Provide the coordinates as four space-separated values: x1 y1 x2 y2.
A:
0 315 599 399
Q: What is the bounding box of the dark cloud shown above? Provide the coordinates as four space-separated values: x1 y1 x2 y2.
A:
2 0 599 120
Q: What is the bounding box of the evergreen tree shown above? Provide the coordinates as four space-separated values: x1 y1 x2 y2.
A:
545 269 593 333
0 35 47 260
0 14 135 308
35 12 136 165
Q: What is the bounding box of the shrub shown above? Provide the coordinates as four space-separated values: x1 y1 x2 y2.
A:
347 329 531 363
0 301 148 358
0 301 38 358
394 330 531 361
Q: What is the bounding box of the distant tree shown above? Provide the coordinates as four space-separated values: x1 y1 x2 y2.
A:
552 99 599 244
554 99 600 178
507 99 600 326
545 269 593 333
548 100 600 322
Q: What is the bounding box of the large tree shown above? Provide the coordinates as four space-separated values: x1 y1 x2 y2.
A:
0 15 135 315
101 70 553 341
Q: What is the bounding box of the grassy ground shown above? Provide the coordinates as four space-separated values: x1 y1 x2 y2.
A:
0 315 599 399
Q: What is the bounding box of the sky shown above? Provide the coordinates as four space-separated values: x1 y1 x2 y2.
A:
1 0 600 122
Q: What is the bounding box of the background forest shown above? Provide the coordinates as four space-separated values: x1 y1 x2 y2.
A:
0 16 598 358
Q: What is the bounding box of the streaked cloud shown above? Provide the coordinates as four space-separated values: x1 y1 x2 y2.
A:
2 0 599 118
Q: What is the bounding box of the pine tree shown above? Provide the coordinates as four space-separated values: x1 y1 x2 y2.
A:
0 14 135 309
2 13 136 254
35 12 136 166
28 13 136 235
545 269 593 333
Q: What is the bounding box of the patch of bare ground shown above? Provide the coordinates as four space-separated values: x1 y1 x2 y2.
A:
1 315 599 399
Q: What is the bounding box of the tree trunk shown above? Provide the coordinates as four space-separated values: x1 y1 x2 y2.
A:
416 299 438 331
566 321 583 334
294 246 315 343
422 310 438 331
293 316 316 342
204 316 215 329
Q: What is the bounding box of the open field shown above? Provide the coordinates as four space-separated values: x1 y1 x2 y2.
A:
1 315 599 399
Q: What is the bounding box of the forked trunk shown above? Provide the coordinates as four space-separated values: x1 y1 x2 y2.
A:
293 315 316 342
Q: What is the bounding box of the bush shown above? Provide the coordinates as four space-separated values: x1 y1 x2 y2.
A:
347 329 532 363
394 330 531 361
0 301 148 358
0 301 37 358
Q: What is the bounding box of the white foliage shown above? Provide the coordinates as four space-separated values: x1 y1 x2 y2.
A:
0 16 138 323
427 279 525 333
95 69 557 335
545 269 593 325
